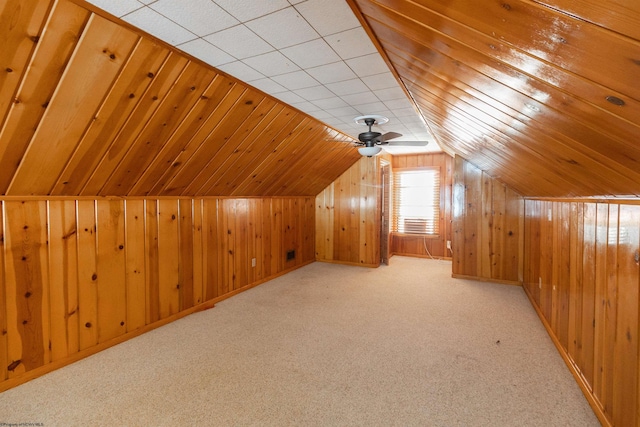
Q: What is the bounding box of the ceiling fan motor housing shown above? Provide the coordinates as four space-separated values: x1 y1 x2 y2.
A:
358 117 381 145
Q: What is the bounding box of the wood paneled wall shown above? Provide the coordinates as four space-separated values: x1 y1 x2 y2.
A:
390 153 453 259
0 196 314 391
316 156 381 267
523 198 640 427
452 156 523 283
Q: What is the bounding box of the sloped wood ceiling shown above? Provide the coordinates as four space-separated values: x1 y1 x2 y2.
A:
350 0 640 197
0 0 360 197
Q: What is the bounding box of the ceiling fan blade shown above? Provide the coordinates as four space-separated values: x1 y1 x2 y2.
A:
385 140 430 146
379 131 403 142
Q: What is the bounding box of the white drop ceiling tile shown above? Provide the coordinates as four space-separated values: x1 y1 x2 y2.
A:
87 0 144 17
322 117 346 127
295 0 360 36
274 91 307 104
245 7 319 49
123 7 197 45
305 109 333 119
325 79 369 96
295 85 335 101
398 115 426 126
178 38 235 67
150 0 238 37
384 98 414 110
324 27 377 60
325 105 359 117
281 39 341 69
205 25 273 59
271 71 319 90
290 101 321 113
361 72 398 91
216 61 265 82
352 102 388 115
340 91 380 106
393 107 420 117
346 54 389 77
249 78 288 94
214 0 290 22
312 97 349 110
243 51 301 77
306 62 357 84
374 86 407 101
340 123 364 134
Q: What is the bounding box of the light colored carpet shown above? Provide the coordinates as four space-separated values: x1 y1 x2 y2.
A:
0 257 599 426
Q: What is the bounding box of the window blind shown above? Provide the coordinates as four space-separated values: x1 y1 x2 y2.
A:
392 168 440 235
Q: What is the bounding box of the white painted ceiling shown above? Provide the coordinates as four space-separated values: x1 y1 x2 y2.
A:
84 0 441 154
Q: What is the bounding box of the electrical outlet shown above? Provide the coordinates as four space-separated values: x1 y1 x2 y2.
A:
251 258 256 267
446 240 452 250
539 277 542 289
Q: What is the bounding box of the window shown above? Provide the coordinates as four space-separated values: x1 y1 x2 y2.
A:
392 167 440 235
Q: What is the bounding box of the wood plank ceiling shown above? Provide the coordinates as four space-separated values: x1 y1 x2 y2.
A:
2 0 639 199
0 0 361 197
350 0 640 197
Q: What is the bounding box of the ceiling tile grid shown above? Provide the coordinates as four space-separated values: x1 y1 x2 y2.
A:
85 0 439 153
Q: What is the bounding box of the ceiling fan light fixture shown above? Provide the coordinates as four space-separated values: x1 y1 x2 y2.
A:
358 146 382 157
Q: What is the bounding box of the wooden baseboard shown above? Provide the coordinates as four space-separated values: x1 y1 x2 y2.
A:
391 252 452 261
0 260 314 393
315 259 379 268
522 285 611 427
451 273 521 286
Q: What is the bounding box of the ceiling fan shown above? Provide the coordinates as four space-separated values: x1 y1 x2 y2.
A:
354 115 429 156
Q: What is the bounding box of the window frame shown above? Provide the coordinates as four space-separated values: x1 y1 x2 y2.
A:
391 166 441 237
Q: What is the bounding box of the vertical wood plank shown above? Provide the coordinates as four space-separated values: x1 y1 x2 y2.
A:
262 199 272 278
124 199 146 332
235 199 249 289
612 204 639 427
557 202 571 351
254 199 264 281
0 201 6 381
204 199 218 301
271 199 283 273
593 202 609 411
47 200 78 361
179 199 194 310
219 199 232 296
3 201 50 376
157 200 180 318
192 199 204 305
567 202 582 365
96 200 126 343
581 202 597 390
145 200 159 324
76 200 97 351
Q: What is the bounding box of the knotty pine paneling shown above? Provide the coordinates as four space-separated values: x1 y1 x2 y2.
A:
390 153 453 259
350 0 640 197
523 199 640 427
316 156 381 267
452 157 524 283
0 0 359 198
0 196 315 391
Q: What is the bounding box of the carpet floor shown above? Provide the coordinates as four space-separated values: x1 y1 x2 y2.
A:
0 257 599 426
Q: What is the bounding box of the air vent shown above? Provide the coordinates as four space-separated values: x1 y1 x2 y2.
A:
286 250 296 261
